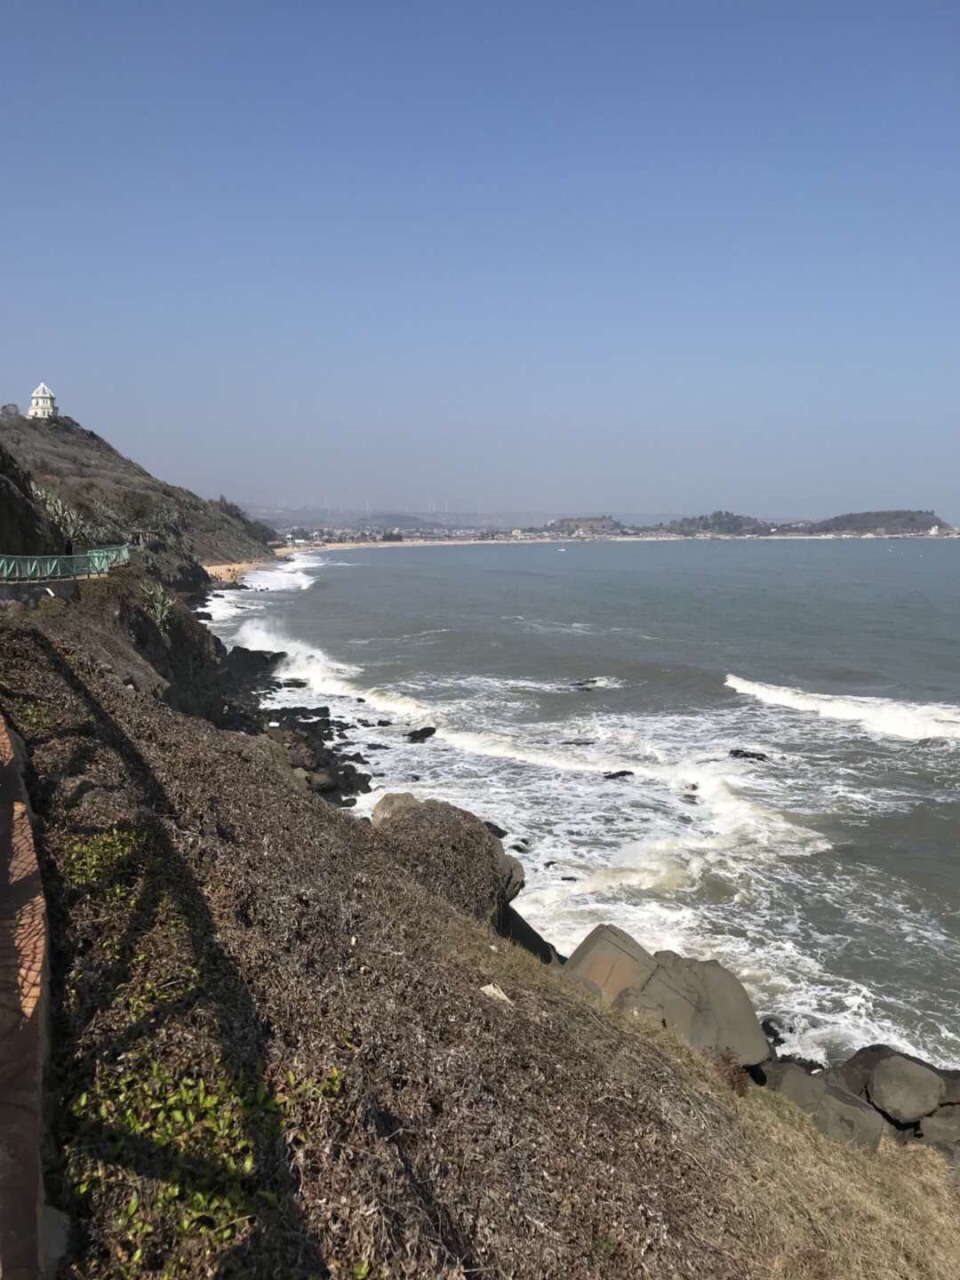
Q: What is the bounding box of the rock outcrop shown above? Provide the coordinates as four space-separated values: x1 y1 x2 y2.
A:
762 1063 885 1152
868 1055 945 1125
371 793 524 923
563 924 770 1067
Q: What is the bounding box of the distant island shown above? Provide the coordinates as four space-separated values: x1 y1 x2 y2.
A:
638 508 953 538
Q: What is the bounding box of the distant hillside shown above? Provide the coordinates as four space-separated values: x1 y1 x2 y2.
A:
0 409 275 564
652 508 951 537
806 510 950 535
660 510 771 536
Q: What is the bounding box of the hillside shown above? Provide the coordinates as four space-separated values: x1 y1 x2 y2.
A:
0 409 274 565
653 508 952 536
807 510 950 534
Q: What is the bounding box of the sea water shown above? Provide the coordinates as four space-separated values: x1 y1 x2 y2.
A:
207 538 960 1067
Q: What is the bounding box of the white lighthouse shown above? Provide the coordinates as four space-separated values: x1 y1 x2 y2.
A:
26 382 57 419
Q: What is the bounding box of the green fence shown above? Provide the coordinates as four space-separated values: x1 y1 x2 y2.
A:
0 544 130 583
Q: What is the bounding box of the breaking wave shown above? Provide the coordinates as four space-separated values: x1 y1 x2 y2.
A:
726 675 960 742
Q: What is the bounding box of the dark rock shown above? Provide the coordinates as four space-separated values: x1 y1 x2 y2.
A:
729 748 769 762
762 1017 788 1048
496 903 565 966
281 678 308 689
763 1063 885 1151
484 821 509 839
377 719 392 727
920 1105 960 1145
561 739 596 746
603 770 634 780
406 726 437 743
868 1055 945 1124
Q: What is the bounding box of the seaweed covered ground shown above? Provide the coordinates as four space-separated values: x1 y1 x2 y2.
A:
1 577 958 1280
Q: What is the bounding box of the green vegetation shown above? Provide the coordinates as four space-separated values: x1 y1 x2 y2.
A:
29 483 92 545
142 581 175 633
663 509 772 535
807 509 949 534
649 508 952 536
61 827 145 893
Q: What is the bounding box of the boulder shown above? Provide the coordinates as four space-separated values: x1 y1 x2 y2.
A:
867 1054 945 1125
823 1044 897 1098
564 926 769 1066
371 792 422 827
690 958 771 1067
764 1063 885 1152
920 1105 960 1145
564 925 658 1004
372 794 520 922
615 952 715 1053
729 748 769 762
498 851 525 904
406 726 437 743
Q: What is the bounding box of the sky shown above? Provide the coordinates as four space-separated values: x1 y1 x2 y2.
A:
1 1 957 519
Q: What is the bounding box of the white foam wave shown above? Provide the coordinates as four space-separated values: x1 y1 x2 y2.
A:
727 674 960 742
234 621 362 698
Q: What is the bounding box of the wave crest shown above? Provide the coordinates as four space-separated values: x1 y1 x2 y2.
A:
727 674 960 742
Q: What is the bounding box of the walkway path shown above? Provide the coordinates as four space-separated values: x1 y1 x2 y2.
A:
0 716 47 1278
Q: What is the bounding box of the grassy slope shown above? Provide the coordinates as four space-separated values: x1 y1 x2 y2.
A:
0 582 957 1279
0 413 273 565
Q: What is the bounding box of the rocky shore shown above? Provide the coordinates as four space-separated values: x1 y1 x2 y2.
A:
206 575 960 1174
1 562 959 1278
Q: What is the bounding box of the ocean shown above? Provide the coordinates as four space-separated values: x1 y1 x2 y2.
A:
206 538 960 1068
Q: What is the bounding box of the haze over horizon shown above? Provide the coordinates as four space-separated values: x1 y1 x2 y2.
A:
2 2 957 520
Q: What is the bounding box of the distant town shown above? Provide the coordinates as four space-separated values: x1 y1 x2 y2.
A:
271 508 957 548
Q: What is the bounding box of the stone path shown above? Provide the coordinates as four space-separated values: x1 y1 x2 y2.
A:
0 715 46 1278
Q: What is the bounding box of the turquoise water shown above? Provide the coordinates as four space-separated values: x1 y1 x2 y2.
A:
209 538 960 1065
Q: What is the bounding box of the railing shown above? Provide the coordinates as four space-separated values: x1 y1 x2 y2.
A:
0 544 130 583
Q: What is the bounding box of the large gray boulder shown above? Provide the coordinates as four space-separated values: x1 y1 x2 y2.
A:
919 1106 960 1144
564 925 769 1067
826 1043 960 1109
867 1054 945 1125
764 1063 885 1152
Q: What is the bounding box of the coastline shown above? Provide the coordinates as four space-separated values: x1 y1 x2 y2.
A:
272 532 960 555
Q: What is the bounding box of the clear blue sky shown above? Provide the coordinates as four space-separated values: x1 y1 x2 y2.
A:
2 1 957 518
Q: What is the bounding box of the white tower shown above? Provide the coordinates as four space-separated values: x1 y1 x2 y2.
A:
26 382 57 419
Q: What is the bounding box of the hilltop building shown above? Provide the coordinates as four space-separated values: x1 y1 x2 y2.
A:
26 382 57 419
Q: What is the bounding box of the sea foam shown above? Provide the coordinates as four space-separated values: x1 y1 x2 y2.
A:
727 674 960 741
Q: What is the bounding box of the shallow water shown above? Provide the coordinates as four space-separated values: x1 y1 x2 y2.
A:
208 538 960 1066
